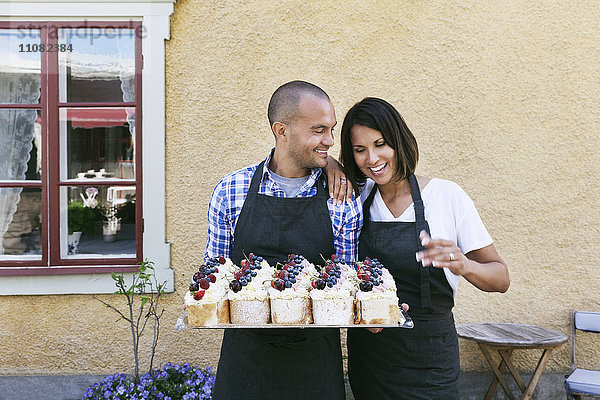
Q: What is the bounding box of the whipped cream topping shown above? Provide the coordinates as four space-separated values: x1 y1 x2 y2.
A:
185 286 227 304
228 286 268 301
310 286 352 300
268 286 310 299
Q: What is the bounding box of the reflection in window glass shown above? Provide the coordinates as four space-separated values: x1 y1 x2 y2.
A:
58 28 135 103
59 107 135 180
0 187 42 257
0 29 41 104
63 186 136 258
0 109 42 181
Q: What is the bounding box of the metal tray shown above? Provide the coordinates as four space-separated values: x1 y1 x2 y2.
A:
174 309 413 331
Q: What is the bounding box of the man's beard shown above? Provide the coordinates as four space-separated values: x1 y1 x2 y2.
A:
288 141 324 171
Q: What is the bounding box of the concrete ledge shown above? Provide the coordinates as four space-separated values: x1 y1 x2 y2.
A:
0 371 583 400
0 375 106 400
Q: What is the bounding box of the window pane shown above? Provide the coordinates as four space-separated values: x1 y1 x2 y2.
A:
0 187 42 257
0 29 41 105
0 109 42 180
60 107 135 180
62 186 136 258
58 27 135 103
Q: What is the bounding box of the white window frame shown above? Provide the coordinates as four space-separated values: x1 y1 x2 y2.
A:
0 0 175 294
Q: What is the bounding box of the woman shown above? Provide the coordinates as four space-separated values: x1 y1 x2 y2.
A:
341 97 509 400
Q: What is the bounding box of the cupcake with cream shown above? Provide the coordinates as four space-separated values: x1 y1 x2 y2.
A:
354 257 402 325
309 255 356 325
227 253 273 325
268 254 316 324
185 256 233 326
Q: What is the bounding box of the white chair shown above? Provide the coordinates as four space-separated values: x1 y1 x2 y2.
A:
565 311 600 400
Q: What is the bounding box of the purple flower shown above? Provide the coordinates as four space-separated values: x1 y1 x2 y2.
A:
83 363 214 400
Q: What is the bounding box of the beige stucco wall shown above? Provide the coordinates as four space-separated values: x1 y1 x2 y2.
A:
2 0 599 378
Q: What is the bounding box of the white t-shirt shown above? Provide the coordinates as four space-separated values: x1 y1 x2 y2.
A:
360 178 493 298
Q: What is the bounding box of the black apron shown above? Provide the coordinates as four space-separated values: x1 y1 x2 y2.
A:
212 161 345 400
347 175 460 400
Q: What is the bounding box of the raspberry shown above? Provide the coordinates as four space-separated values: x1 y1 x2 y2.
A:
234 270 244 280
199 278 210 289
208 274 216 283
273 279 285 291
193 290 205 300
218 256 226 264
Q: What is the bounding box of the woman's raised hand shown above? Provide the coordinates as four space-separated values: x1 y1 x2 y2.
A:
325 155 354 205
415 231 466 276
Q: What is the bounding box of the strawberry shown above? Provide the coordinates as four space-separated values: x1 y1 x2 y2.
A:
218 256 226 264
193 290 205 300
278 270 289 279
240 259 249 268
311 281 317 289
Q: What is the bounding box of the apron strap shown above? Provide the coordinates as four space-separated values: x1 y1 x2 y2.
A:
409 174 432 310
362 184 378 220
248 160 266 197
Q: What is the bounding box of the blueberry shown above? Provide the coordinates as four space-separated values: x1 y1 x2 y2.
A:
327 281 334 288
251 271 257 277
285 281 292 288
290 278 296 283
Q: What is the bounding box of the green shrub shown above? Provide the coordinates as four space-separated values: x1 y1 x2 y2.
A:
68 201 104 234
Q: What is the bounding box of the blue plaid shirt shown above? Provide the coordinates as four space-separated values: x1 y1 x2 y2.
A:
205 151 362 263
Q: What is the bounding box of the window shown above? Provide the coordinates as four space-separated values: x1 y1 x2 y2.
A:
0 1 174 294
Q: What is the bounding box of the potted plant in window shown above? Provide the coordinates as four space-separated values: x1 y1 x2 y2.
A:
67 188 104 254
102 205 120 243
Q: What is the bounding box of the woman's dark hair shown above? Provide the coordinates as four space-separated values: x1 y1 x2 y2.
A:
340 97 419 192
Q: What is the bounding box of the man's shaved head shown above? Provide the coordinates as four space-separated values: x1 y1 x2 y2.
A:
268 80 330 127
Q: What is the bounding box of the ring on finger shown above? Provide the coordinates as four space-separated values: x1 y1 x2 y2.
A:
340 177 347 185
449 253 455 261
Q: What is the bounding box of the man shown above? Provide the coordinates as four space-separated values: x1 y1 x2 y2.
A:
206 80 362 400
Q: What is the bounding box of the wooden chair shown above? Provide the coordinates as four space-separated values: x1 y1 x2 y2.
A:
565 311 600 400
